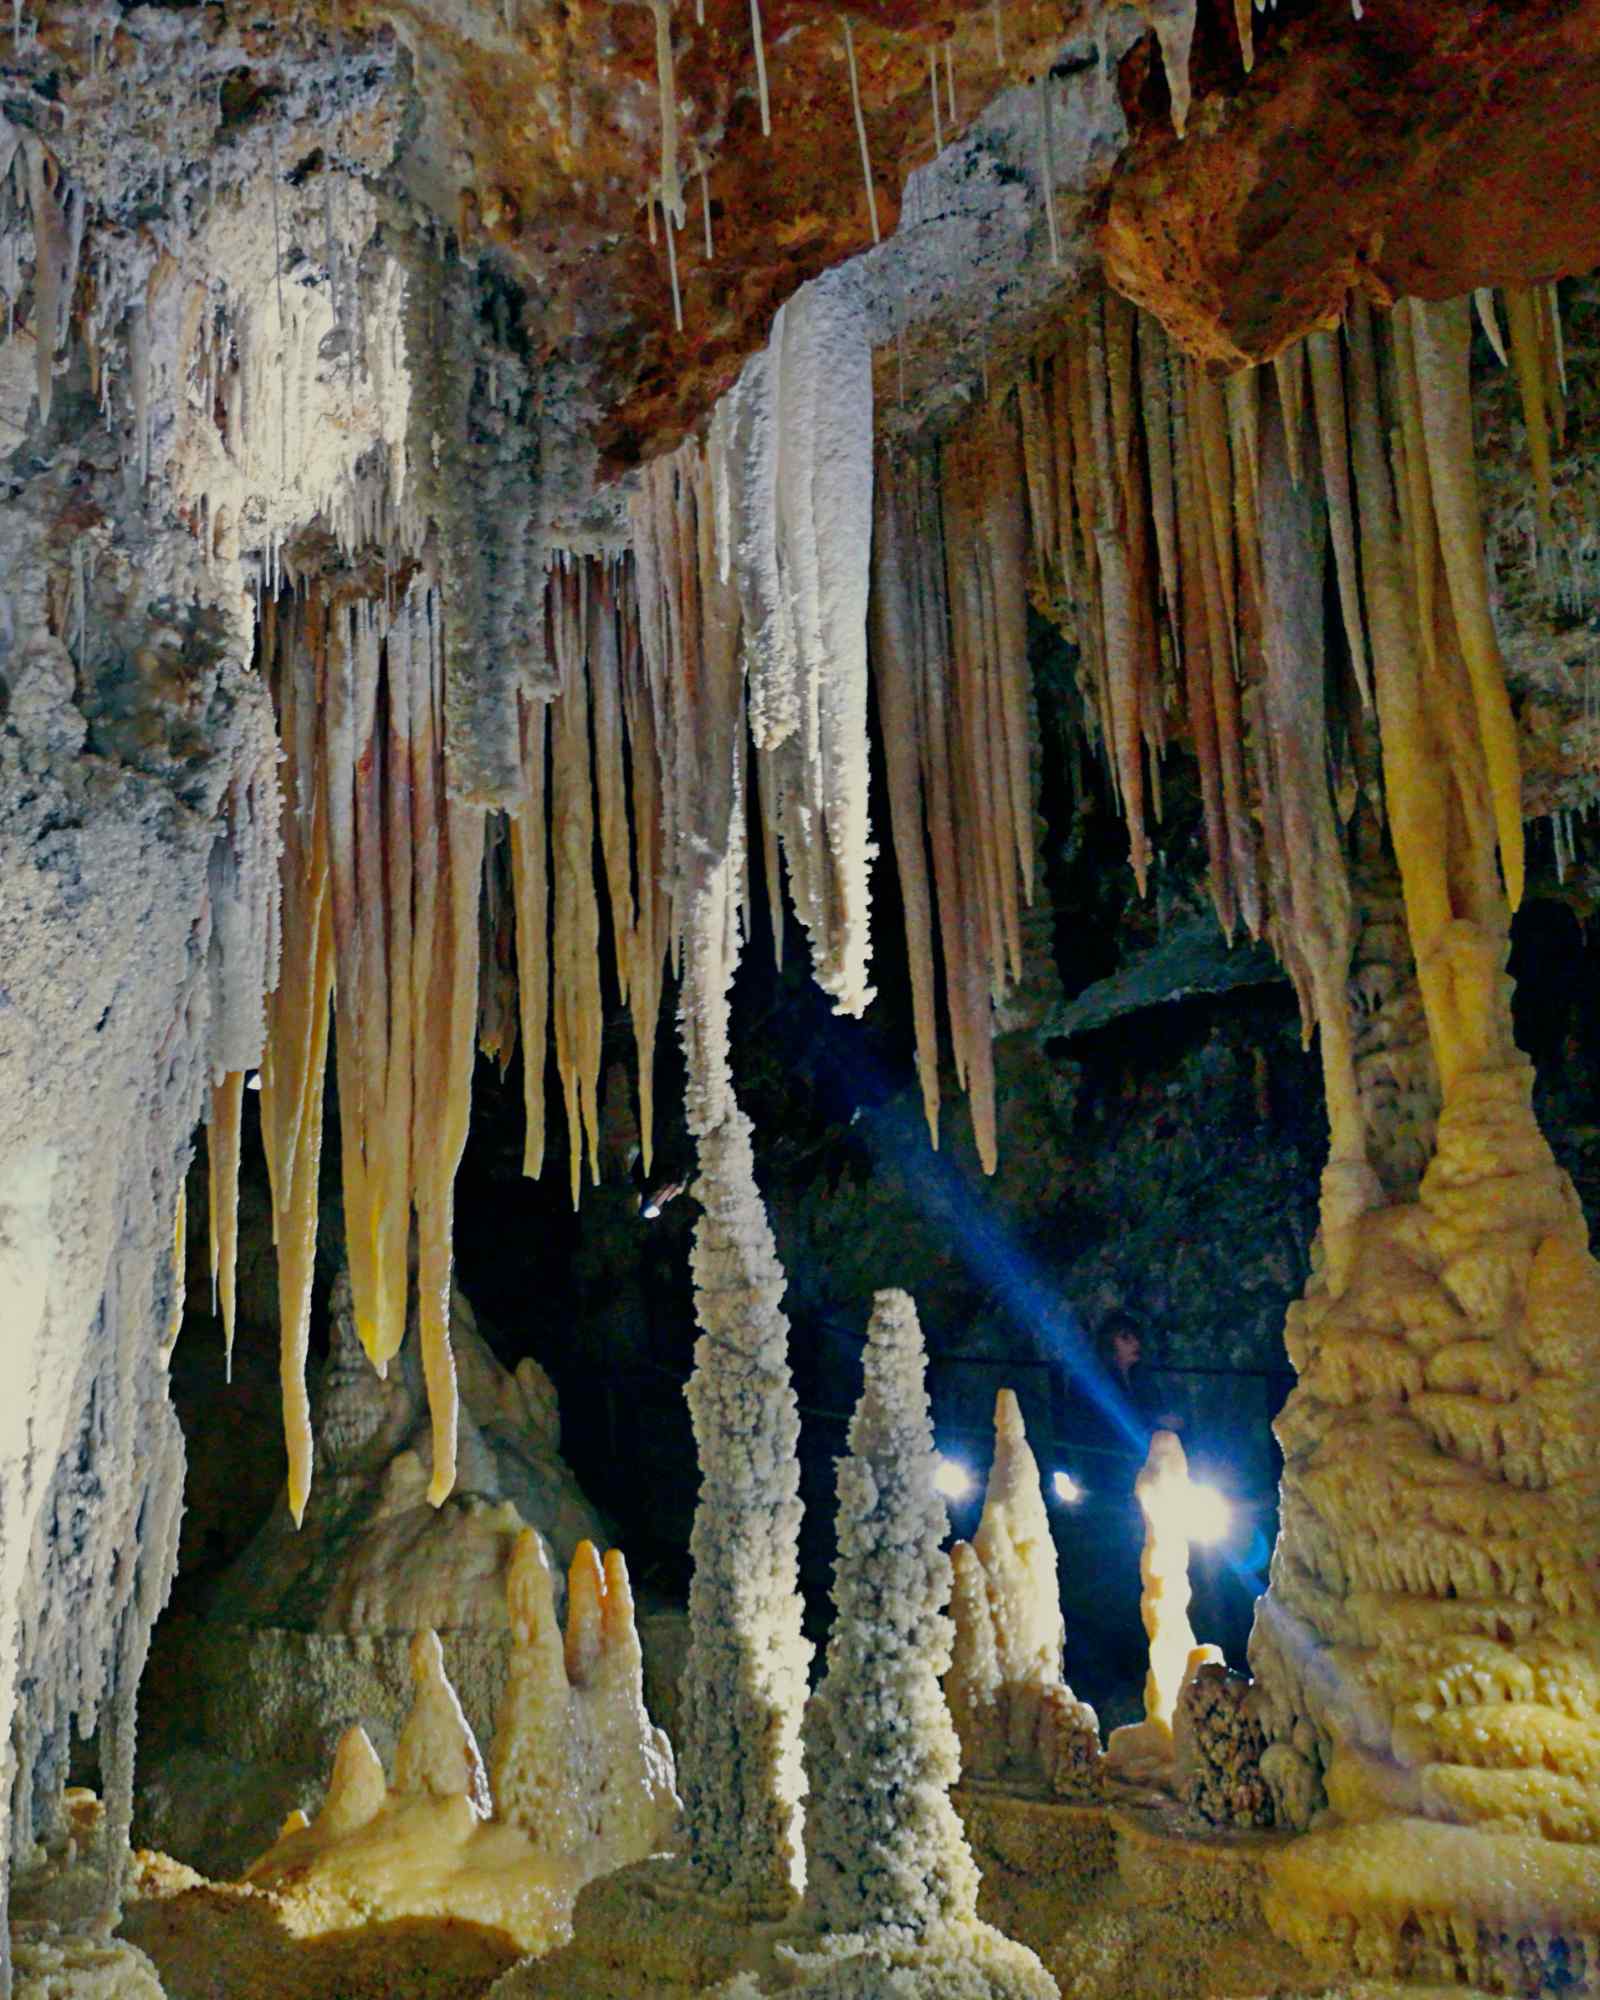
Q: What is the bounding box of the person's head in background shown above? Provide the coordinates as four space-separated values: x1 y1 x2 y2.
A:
1099 1309 1143 1387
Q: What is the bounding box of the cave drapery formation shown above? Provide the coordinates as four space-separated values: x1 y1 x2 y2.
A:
3 0 1600 1992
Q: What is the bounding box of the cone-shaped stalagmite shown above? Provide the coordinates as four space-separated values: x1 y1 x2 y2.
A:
756 1292 1056 1997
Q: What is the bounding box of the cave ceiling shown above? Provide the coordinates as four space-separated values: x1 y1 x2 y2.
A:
17 0 1600 477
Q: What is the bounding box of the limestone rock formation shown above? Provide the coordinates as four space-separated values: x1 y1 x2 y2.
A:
1106 1432 1223 1789
134 1272 606 1872
740 1289 1056 2000
212 1267 605 1635
1172 1665 1274 1831
945 1391 1103 1798
243 1532 678 1957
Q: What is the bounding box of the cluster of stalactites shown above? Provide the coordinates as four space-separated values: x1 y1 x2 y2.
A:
1013 282 1560 1149
871 418 1035 1174
503 556 672 1206
247 577 482 1526
633 277 877 1024
0 117 87 432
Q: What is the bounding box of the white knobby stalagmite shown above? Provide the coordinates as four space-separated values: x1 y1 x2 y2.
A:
748 1294 1056 1996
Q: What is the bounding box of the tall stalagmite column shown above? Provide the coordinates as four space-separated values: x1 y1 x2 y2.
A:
768 1290 1055 1997
633 416 814 1915
1249 297 1600 1987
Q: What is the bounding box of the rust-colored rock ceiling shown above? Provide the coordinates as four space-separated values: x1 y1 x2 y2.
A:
1103 0 1600 369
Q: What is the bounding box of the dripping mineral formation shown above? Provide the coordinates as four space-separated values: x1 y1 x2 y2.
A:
2 0 1600 1996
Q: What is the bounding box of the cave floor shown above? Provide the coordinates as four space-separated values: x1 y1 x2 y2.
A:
7 1791 1511 1999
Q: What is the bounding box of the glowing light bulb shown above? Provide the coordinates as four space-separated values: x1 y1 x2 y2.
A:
933 1455 975 1502
1052 1469 1085 1505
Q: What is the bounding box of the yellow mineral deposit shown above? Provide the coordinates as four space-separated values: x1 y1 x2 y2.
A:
243 1535 678 1958
1106 1431 1222 1787
945 1390 1103 1794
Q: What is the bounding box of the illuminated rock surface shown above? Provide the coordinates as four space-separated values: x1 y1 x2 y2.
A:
1 0 1598 1992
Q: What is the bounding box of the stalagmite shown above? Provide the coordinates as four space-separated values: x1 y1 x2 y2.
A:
394 1629 493 1815
245 1530 676 1959
745 1292 1056 1997
1107 1432 1220 1785
946 1391 1103 1795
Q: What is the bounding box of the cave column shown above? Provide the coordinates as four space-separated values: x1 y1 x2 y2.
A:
1249 297 1600 1987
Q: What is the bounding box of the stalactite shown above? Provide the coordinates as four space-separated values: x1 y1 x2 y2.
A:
509 697 551 1179
477 819 520 1078
1255 387 1365 1177
618 567 671 1171
258 593 336 1528
206 1070 245 1379
1138 317 1181 662
841 16 880 247
1306 326 1373 708
1172 365 1236 933
713 278 876 1018
549 562 604 1209
1139 0 1197 137
1036 77 1060 267
1264 340 1302 480
1088 301 1149 889
1404 297 1525 911
260 579 482 1518
1505 285 1555 540
872 451 943 1149
651 0 685 229
1233 0 1254 70
663 199 683 332
750 0 772 136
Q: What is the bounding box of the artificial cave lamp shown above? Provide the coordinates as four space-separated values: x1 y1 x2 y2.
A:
2 0 1599 1997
